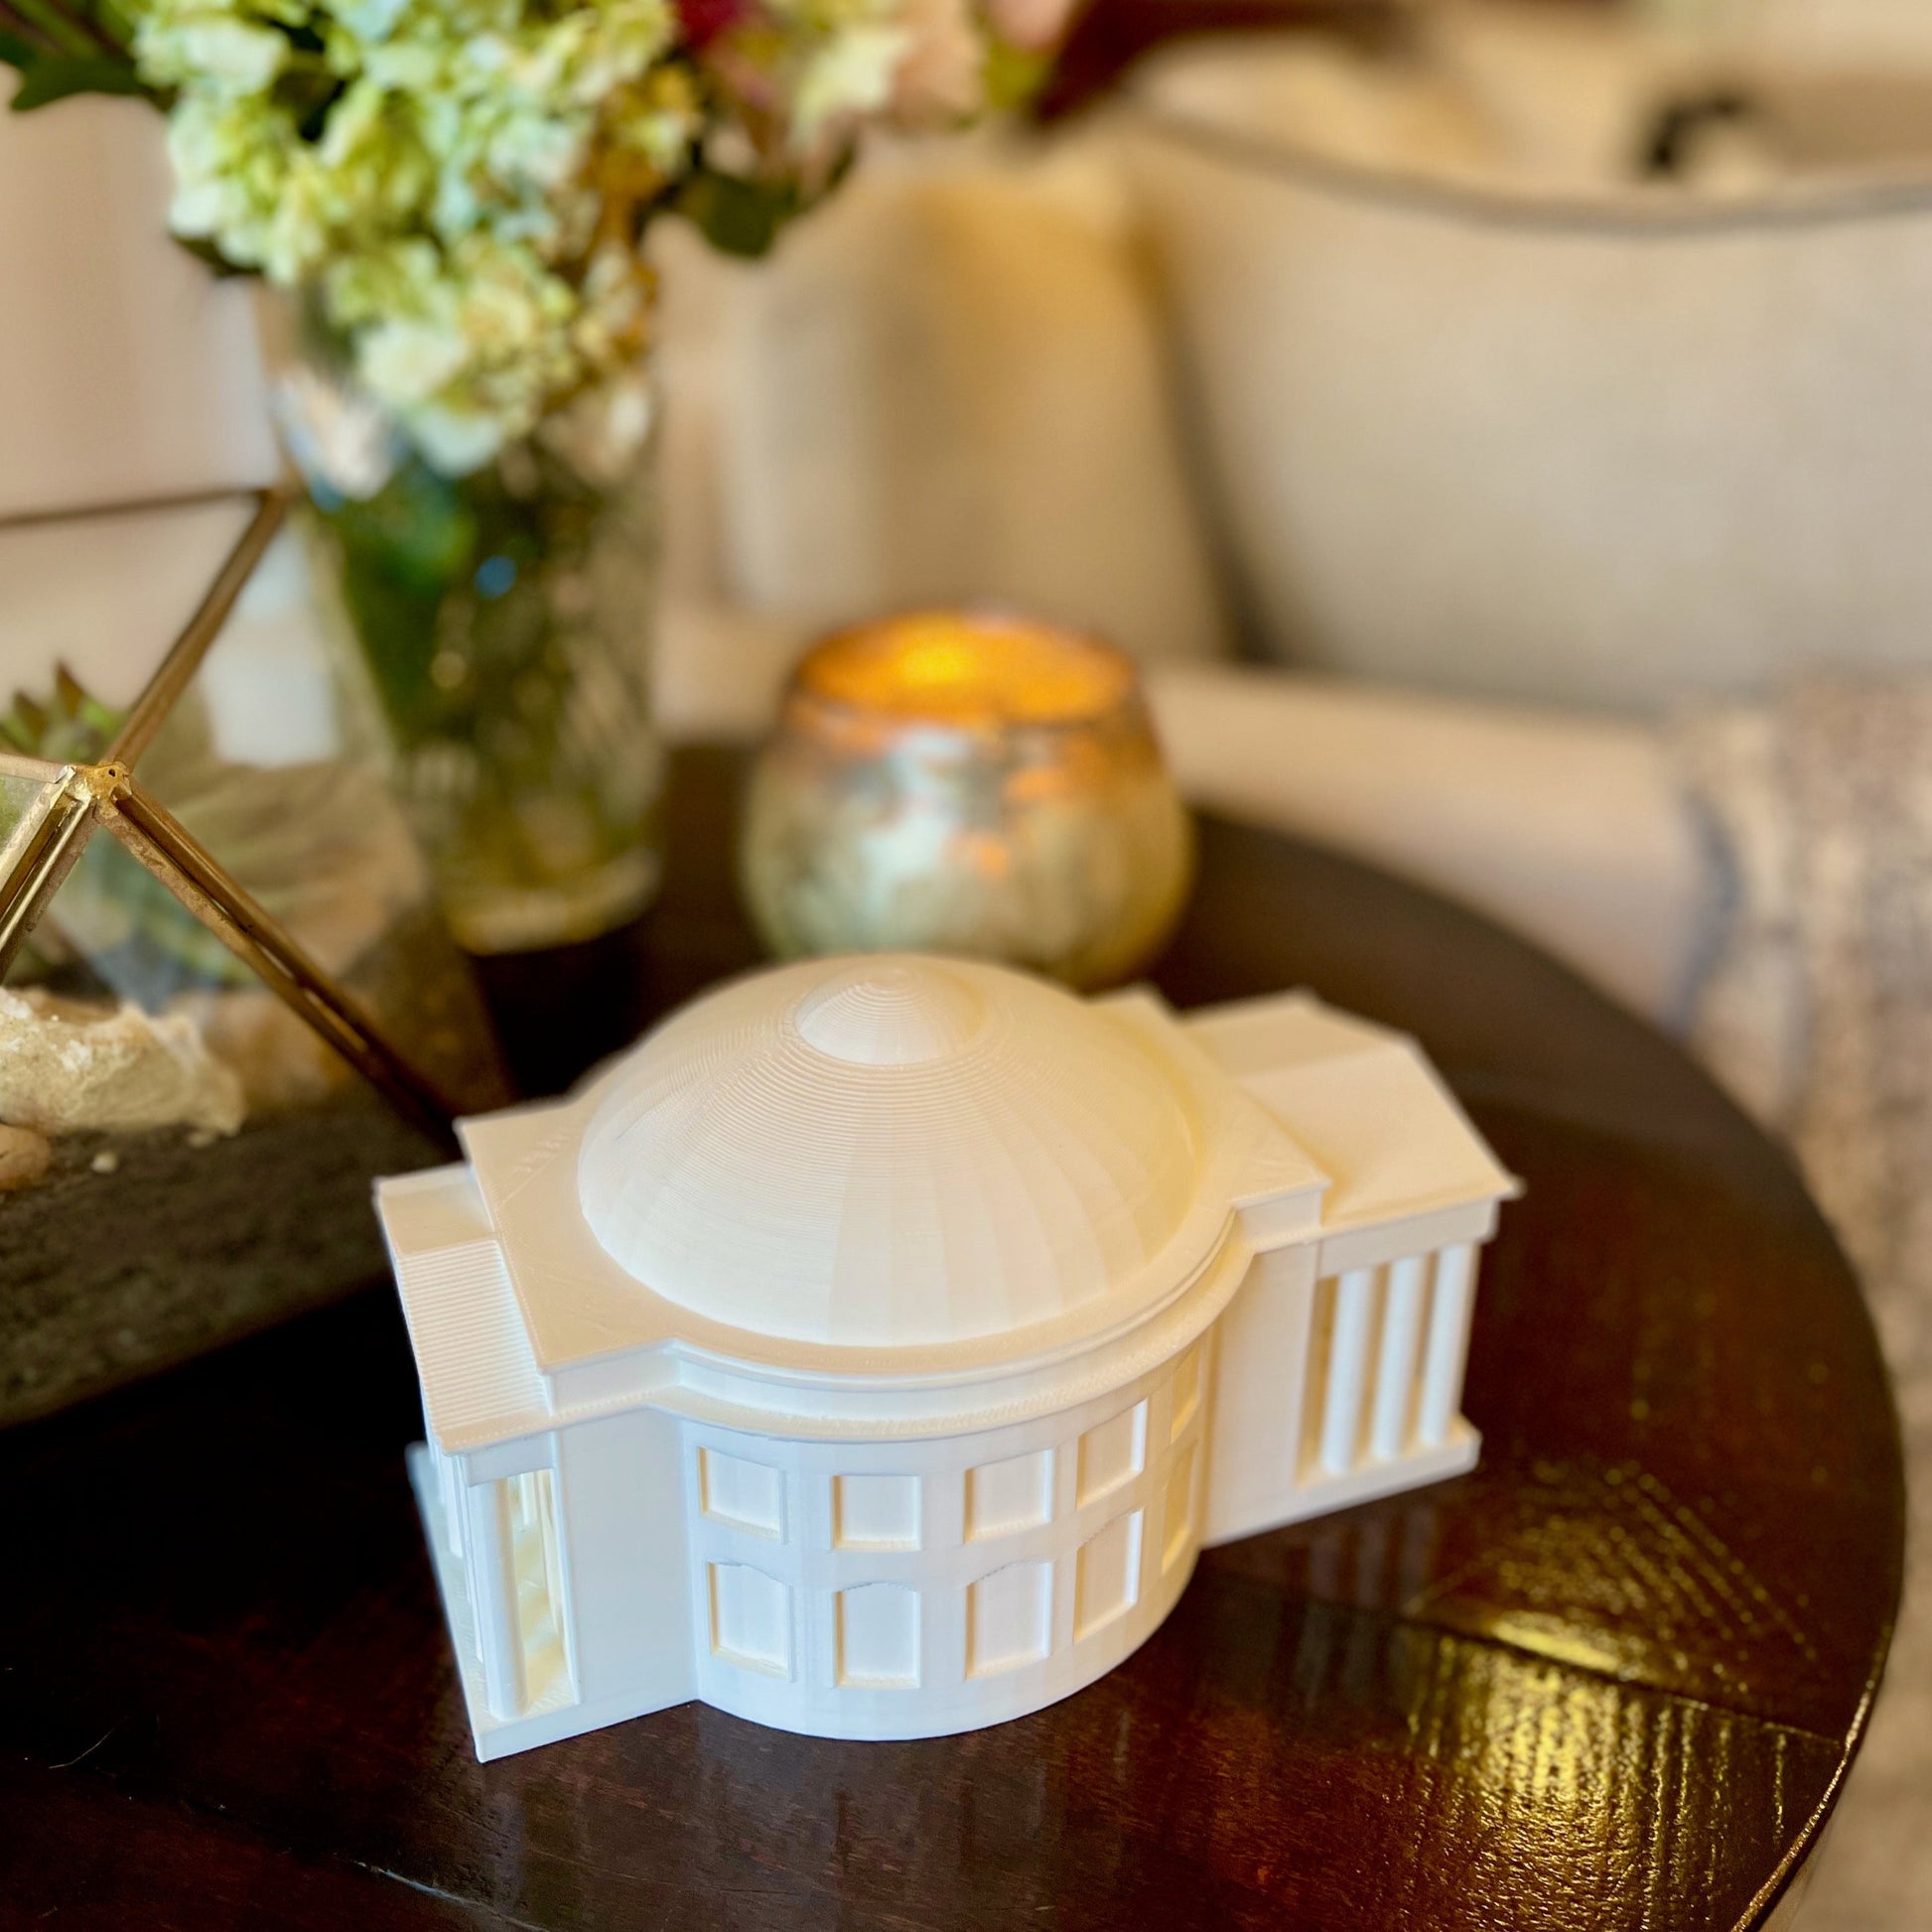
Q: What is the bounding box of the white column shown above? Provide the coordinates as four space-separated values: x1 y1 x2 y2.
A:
1320 1268 1380 1474
1418 1244 1478 1449
465 1478 524 1722
1370 1254 1430 1461
436 1443 465 1561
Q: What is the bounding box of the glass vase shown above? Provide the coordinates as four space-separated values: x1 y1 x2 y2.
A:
268 331 666 956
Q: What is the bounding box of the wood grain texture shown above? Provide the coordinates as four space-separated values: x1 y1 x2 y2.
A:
0 748 1901 1931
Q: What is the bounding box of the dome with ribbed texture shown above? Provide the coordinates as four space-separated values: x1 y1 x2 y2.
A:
577 955 1201 1348
793 959 987 1067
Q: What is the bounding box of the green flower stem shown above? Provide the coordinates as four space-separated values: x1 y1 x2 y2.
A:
6 0 119 58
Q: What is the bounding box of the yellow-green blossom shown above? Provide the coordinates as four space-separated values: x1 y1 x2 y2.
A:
129 0 1059 473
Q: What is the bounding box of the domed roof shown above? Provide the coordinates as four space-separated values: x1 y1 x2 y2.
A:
577 955 1202 1349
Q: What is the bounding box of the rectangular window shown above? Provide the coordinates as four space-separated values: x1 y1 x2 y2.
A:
507 1468 570 1709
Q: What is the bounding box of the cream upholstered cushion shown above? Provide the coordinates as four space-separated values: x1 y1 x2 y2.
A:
1146 663 1711 1025
1120 10 1932 713
651 137 1234 690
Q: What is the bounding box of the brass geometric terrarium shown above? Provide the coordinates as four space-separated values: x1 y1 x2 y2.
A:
2 486 466 1145
2 484 506 1425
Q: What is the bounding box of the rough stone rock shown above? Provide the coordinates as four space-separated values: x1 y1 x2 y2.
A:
0 988 245 1137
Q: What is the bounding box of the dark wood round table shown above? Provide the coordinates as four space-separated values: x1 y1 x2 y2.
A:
0 749 1903 1931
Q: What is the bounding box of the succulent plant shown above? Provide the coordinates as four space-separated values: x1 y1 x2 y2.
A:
1 662 118 765
4 666 249 997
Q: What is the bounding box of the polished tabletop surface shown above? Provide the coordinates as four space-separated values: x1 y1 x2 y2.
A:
0 748 1903 1930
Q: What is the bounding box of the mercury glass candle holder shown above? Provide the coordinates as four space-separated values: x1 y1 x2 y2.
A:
740 612 1193 988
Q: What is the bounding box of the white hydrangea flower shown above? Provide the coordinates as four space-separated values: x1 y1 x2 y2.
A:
792 21 906 144
129 0 1037 474
330 0 408 44
356 316 472 406
136 10 289 90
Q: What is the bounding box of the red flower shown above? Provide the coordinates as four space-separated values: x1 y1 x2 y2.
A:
676 0 750 50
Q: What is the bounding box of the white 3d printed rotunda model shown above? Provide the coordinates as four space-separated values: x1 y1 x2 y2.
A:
378 955 1518 1759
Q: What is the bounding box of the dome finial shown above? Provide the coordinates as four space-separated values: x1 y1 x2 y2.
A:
792 958 986 1067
